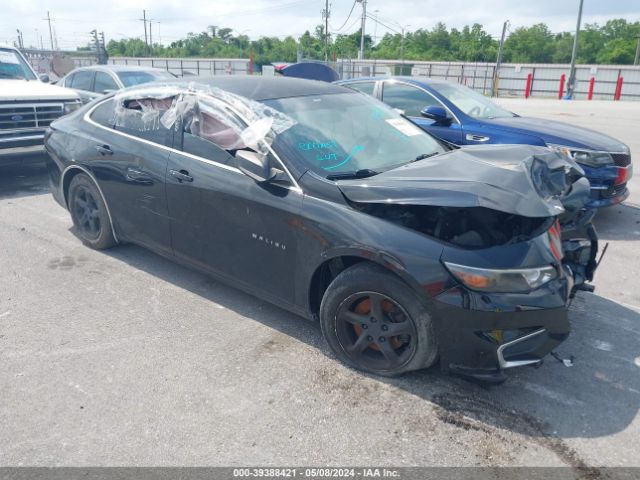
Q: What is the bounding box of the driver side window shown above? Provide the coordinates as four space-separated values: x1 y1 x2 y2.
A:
382 82 441 117
176 104 245 167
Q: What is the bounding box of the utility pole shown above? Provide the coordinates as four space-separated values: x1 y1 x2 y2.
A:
566 0 584 99
400 24 411 65
322 0 330 61
149 18 153 56
141 10 149 56
45 11 54 51
357 0 367 60
634 35 640 65
491 20 508 97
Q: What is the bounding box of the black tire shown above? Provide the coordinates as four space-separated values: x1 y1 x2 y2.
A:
68 173 116 250
319 262 438 376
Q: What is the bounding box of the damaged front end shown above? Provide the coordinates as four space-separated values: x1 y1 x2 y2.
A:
338 144 599 380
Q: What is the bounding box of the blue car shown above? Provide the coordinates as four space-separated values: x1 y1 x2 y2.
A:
336 76 632 208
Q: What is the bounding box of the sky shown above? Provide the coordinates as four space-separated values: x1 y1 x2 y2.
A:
1 0 639 51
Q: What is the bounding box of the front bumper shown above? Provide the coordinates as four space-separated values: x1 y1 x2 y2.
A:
0 131 46 159
583 160 632 209
432 277 571 382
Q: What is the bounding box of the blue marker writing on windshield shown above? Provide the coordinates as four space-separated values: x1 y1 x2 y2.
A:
323 145 365 171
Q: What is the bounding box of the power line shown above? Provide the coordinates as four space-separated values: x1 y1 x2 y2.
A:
334 0 357 32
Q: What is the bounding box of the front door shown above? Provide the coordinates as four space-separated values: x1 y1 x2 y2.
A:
165 105 302 304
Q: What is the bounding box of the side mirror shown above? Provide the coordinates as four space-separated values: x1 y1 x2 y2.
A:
236 150 275 183
421 105 451 125
39 73 50 83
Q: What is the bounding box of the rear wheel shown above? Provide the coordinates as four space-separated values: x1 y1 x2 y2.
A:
68 173 116 250
319 263 437 376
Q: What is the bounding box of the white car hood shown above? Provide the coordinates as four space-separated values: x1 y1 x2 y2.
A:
0 79 79 101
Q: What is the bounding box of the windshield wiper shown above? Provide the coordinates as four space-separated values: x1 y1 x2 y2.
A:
410 151 440 162
326 169 379 181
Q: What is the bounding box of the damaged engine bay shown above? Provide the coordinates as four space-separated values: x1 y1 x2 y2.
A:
350 203 554 249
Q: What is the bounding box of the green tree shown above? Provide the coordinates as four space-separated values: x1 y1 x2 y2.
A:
504 24 555 63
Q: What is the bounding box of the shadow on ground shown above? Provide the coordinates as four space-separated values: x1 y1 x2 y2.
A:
95 238 640 449
0 158 50 200
594 203 640 241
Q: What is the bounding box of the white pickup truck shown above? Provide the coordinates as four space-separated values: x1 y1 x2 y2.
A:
0 44 81 161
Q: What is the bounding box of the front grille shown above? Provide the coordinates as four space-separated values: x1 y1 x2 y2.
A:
0 103 64 131
611 153 631 167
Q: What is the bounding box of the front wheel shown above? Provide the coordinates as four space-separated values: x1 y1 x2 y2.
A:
68 173 116 250
319 263 437 376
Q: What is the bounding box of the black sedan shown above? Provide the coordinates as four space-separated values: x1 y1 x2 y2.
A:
44 77 598 382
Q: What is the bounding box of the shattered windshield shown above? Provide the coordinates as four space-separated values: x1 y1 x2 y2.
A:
263 93 446 177
0 48 37 80
430 82 515 119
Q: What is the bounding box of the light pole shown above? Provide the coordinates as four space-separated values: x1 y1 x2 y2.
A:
234 29 251 57
566 0 584 99
356 0 367 60
400 24 411 66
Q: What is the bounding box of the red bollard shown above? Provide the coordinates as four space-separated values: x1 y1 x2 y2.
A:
525 73 533 98
588 77 595 100
558 74 566 99
614 77 624 101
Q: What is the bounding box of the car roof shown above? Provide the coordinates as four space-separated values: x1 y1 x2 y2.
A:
126 76 352 101
72 65 167 73
339 76 452 87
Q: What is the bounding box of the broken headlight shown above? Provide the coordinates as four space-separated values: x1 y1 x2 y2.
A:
444 262 558 293
547 144 613 168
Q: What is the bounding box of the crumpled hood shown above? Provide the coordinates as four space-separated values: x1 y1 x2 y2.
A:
337 144 587 218
485 116 627 152
0 79 79 102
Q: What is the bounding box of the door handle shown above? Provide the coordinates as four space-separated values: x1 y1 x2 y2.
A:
95 144 113 155
169 169 194 183
465 134 490 142
126 167 153 184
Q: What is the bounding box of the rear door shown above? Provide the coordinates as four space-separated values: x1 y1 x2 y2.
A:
381 81 464 145
87 96 172 254
165 96 302 303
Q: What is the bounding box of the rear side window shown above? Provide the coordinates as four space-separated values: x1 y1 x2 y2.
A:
90 99 115 127
114 97 173 147
346 82 376 97
382 82 441 117
93 72 118 93
71 71 94 91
